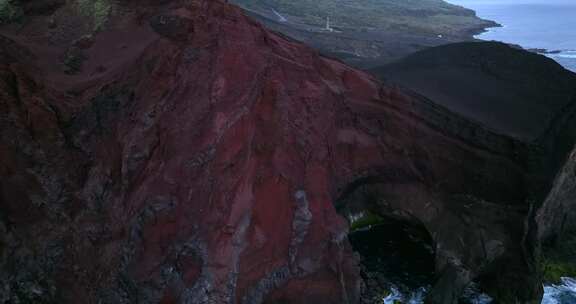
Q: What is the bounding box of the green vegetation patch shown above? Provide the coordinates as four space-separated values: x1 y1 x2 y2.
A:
63 47 86 74
232 0 490 35
76 0 112 31
540 233 576 284
0 0 23 25
541 259 576 284
349 210 386 232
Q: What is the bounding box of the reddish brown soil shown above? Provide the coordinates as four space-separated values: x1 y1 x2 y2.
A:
0 1 559 303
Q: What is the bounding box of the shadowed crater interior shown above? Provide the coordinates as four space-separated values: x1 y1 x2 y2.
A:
336 182 436 303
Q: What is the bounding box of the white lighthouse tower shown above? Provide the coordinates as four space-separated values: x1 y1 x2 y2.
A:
325 16 334 32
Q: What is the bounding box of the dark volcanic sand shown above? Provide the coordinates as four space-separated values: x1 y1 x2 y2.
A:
371 41 576 141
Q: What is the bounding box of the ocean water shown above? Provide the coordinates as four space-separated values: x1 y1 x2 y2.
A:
543 278 576 304
381 278 576 304
447 0 576 72
351 221 576 304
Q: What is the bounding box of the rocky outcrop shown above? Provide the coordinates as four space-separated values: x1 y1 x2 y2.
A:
0 1 565 303
537 146 576 244
533 145 576 289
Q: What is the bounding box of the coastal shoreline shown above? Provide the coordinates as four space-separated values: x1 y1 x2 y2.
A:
232 0 505 69
452 0 576 72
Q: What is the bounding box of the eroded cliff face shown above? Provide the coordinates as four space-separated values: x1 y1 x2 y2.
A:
0 1 554 303
537 147 576 245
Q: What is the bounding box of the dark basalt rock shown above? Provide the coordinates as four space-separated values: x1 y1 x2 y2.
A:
150 14 194 41
20 0 66 16
537 146 576 244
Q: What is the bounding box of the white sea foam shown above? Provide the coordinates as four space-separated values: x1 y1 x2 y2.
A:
555 52 576 59
382 286 403 304
382 286 428 304
545 52 576 72
382 286 491 304
542 278 576 304
379 278 576 304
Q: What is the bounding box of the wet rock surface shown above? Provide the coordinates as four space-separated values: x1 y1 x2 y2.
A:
349 221 435 304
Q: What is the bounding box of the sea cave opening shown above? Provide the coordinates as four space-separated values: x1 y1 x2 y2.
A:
335 180 436 303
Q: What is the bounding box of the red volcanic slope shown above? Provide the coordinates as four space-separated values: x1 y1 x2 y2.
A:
0 1 542 303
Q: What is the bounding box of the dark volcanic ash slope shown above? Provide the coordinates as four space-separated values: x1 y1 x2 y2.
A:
371 42 576 179
372 42 576 142
0 1 562 303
